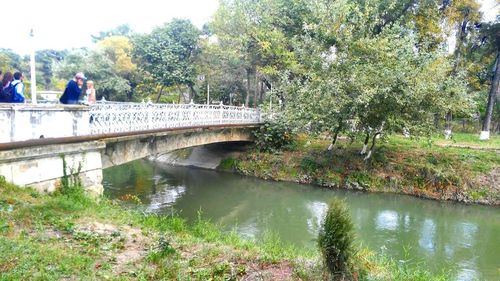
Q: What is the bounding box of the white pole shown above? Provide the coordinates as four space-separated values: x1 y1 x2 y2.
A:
207 83 210 105
29 28 37 104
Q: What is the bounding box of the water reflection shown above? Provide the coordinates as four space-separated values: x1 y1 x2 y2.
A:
147 185 186 212
418 218 436 253
104 159 500 281
375 210 399 231
305 201 327 235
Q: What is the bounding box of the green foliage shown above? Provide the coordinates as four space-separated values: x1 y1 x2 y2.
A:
318 199 356 280
217 158 239 170
133 19 200 101
253 118 294 152
35 49 66 90
300 156 324 173
0 48 25 73
55 48 134 101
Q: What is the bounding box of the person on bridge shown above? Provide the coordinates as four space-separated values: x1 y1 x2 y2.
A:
60 72 86 104
0 72 13 102
85 80 96 104
10 72 25 103
1 72 13 91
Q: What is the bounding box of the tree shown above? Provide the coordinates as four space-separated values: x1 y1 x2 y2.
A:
318 199 356 280
97 36 138 100
442 0 482 137
478 22 500 139
269 0 473 159
209 0 307 107
35 49 66 90
55 48 132 101
0 48 24 73
133 19 200 103
91 24 133 42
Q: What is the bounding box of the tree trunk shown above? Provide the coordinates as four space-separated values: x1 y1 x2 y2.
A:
156 85 165 103
245 69 251 107
328 124 342 151
364 132 381 161
254 73 258 108
445 111 452 139
360 132 370 155
446 13 469 139
259 80 264 104
177 85 184 103
480 51 500 140
189 84 197 101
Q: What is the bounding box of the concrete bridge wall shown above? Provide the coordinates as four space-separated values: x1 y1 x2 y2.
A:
0 126 255 195
0 104 90 143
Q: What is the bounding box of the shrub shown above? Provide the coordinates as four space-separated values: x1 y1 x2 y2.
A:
300 156 324 174
253 119 294 152
318 199 356 280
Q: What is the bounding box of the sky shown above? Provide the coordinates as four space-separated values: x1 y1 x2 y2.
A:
0 0 498 56
1 0 219 55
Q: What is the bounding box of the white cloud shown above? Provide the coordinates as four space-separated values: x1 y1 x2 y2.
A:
480 0 499 22
2 0 219 55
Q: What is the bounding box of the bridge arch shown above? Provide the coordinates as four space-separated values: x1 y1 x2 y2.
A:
0 102 261 195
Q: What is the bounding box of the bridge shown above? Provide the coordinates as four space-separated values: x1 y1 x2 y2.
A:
0 102 262 195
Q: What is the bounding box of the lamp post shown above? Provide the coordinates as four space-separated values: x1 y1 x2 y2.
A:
29 28 37 104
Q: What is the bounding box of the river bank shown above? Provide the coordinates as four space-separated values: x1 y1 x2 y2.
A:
0 177 318 280
162 134 500 206
230 134 500 206
1 176 453 280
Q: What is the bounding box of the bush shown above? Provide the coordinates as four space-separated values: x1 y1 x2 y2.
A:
253 119 294 152
300 156 324 173
318 199 356 280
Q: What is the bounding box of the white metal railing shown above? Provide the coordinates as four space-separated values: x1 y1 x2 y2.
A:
89 101 262 135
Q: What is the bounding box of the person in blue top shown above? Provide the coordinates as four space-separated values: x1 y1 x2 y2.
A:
11 72 25 103
60 72 86 104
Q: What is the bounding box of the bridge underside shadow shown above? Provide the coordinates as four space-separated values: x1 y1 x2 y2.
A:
0 126 256 195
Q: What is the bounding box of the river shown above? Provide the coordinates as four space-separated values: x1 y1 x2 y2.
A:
103 159 500 281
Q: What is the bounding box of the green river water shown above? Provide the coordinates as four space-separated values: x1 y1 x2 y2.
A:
103 159 500 281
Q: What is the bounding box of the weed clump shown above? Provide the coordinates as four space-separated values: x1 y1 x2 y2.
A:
318 199 356 280
59 155 84 197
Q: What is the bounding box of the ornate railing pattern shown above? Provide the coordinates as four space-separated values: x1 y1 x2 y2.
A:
89 102 262 135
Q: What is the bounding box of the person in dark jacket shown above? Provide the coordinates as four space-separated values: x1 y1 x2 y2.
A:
60 72 86 104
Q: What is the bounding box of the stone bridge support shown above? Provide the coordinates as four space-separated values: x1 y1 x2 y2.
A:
0 141 105 194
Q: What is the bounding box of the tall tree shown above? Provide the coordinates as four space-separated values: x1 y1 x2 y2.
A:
35 49 66 90
133 19 200 102
97 36 138 100
479 22 500 139
442 0 482 137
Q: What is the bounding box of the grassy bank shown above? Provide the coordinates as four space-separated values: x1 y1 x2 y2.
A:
224 133 500 205
0 177 452 280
